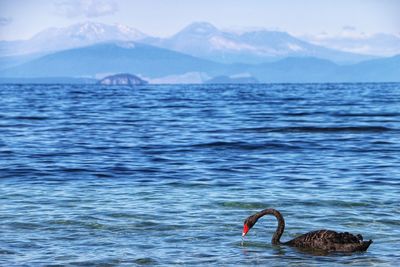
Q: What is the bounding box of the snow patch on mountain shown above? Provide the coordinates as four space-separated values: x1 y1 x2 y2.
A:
287 43 303 52
209 36 257 51
0 22 147 56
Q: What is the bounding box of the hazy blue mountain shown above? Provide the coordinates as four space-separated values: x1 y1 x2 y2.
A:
0 22 147 57
242 55 400 82
0 42 223 78
1 40 398 83
144 22 375 64
0 53 45 70
247 58 339 82
0 77 97 84
335 54 400 82
244 57 338 82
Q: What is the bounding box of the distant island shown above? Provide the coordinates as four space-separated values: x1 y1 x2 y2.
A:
98 73 148 86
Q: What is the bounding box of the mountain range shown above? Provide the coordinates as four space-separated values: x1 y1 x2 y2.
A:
0 22 399 83
0 22 376 64
143 22 376 64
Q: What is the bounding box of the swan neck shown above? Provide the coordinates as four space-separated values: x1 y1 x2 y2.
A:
259 208 285 245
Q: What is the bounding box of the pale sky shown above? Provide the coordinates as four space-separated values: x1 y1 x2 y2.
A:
0 0 399 40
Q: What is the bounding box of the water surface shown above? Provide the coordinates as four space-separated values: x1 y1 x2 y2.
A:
1 83 400 266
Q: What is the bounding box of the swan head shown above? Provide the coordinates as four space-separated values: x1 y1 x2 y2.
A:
242 214 258 237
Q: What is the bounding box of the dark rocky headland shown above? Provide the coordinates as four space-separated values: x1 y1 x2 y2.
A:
98 73 148 86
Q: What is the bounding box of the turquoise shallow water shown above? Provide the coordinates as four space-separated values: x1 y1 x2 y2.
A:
0 83 400 266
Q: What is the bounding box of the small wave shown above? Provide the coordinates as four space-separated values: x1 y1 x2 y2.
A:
283 112 324 116
163 104 193 109
301 200 371 208
106 212 138 219
69 90 87 94
191 141 300 150
281 97 306 101
48 219 107 230
13 116 49 120
333 112 400 117
0 123 34 128
371 140 395 145
11 221 42 230
0 150 13 155
94 173 115 178
0 167 50 179
0 249 15 255
60 167 90 173
239 126 394 133
133 257 158 265
219 201 270 209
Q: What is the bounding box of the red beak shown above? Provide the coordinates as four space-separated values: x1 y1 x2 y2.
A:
242 224 249 237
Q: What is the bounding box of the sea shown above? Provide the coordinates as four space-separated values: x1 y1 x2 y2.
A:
0 83 399 266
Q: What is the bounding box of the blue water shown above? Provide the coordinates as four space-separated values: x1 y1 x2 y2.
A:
1 83 400 266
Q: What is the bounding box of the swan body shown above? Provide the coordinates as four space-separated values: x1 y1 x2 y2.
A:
242 208 372 253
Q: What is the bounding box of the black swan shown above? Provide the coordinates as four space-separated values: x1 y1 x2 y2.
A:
242 208 372 253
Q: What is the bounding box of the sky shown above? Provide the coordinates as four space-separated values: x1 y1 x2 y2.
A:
0 0 399 41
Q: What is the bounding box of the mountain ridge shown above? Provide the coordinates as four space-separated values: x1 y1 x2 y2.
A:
0 42 223 79
0 21 376 64
144 21 375 64
1 41 398 83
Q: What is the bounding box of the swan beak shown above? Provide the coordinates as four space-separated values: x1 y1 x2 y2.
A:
242 224 249 237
